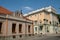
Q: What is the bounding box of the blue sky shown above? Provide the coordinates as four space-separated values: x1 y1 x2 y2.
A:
0 0 60 14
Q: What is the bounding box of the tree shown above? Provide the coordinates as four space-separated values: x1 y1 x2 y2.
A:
57 14 60 23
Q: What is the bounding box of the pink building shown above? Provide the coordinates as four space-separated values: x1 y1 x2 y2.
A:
0 6 34 40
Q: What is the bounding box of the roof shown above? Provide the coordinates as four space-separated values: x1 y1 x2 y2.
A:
24 6 56 16
0 6 33 23
0 6 13 15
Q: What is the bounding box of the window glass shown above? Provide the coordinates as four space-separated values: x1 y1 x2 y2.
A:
35 27 37 31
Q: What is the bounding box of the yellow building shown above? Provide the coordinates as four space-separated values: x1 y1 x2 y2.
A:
24 6 59 34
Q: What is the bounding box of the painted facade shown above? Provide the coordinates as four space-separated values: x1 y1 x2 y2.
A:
24 6 59 34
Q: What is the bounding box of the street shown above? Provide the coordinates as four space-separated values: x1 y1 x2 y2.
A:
23 34 60 40
0 34 60 40
31 36 60 40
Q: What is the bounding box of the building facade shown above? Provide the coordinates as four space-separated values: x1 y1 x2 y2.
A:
0 6 34 40
24 6 59 34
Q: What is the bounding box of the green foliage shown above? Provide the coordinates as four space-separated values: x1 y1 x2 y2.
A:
57 14 60 18
57 14 60 23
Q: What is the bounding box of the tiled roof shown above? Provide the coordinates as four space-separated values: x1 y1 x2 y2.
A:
0 6 13 15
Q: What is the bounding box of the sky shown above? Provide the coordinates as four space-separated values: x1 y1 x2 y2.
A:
0 0 60 14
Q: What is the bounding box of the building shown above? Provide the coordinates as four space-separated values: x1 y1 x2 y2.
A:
24 6 59 34
0 6 33 40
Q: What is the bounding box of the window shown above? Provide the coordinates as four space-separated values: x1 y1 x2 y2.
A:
34 20 37 25
47 27 49 32
12 23 16 33
40 14 41 15
29 34 31 36
19 24 22 33
35 14 36 16
43 19 48 21
40 22 42 23
28 25 30 33
0 22 2 34
40 20 42 24
13 35 16 38
43 19 48 24
46 20 48 22
50 21 51 24
39 26 43 31
43 19 46 21
57 22 58 25
35 27 37 31
19 35 22 38
35 33 37 34
32 34 34 36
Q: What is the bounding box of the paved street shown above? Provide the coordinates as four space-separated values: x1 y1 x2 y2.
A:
0 34 60 40
25 36 60 40
24 34 60 40
31 36 60 40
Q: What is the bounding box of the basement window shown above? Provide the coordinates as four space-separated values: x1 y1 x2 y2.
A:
19 35 22 38
0 22 2 34
13 35 16 38
29 34 31 36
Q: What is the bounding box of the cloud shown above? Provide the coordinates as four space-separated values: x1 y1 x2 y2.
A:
22 6 33 13
24 6 33 10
